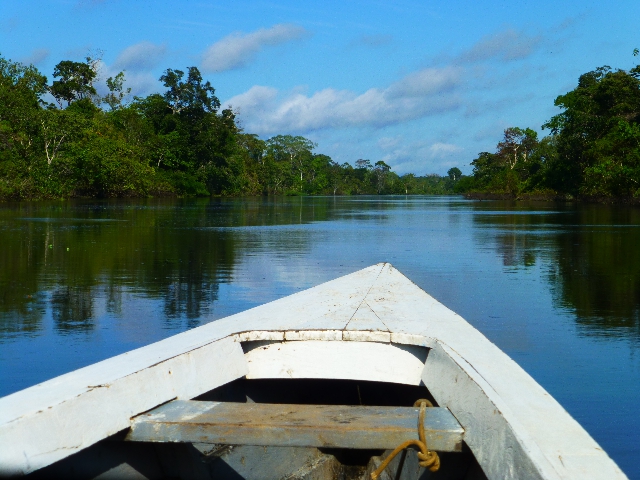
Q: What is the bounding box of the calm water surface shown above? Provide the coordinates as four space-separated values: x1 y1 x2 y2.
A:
1 196 639 477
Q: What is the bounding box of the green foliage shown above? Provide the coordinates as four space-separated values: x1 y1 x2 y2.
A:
103 71 131 111
0 54 47 170
466 59 640 200
541 65 640 197
453 175 476 193
447 167 462 181
0 57 45 89
160 67 220 116
49 59 98 107
8 52 640 202
393 173 459 194
1 53 461 200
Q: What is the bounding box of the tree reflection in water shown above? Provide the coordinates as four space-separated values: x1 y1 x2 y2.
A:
0 197 338 337
51 286 94 333
472 201 640 339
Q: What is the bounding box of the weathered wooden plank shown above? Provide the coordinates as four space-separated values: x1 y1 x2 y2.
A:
366 264 628 479
1 262 627 479
0 336 248 477
0 265 386 476
126 400 464 452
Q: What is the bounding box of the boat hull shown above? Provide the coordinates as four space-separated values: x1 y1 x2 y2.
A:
0 264 627 479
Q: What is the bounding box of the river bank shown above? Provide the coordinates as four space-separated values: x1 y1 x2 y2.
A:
464 191 640 205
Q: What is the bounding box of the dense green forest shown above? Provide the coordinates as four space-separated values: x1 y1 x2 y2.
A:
460 57 640 201
0 53 461 200
4 52 640 202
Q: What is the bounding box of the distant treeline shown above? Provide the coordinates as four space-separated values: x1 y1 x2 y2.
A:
0 53 462 200
458 58 640 201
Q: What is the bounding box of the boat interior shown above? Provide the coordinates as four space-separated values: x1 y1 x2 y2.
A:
5 264 627 479
27 338 487 480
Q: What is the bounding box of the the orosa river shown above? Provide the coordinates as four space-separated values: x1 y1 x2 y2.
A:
1 196 639 478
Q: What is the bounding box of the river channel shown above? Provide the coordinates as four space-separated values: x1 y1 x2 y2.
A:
1 196 639 478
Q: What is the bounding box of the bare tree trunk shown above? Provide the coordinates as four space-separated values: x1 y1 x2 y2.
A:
41 119 68 165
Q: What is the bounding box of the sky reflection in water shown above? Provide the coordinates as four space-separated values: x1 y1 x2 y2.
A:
1 196 639 477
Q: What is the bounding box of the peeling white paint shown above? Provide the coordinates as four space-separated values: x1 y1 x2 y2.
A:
343 330 390 343
0 337 247 476
236 331 285 342
284 330 343 341
390 332 435 347
0 263 628 479
245 340 426 386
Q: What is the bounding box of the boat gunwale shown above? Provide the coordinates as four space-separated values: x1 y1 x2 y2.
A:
0 263 628 479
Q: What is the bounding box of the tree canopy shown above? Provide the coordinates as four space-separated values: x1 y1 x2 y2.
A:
0 52 464 200
459 58 640 201
49 59 98 107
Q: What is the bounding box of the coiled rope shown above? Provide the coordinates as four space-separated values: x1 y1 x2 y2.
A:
370 399 441 480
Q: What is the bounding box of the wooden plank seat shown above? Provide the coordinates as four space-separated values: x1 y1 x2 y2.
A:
125 400 464 452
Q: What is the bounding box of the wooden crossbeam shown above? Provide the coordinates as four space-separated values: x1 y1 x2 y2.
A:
126 400 464 452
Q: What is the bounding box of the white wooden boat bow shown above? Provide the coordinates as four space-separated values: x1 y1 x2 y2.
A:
0 263 627 479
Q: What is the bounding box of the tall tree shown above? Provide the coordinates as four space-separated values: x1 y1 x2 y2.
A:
160 67 220 117
39 109 84 165
49 59 98 107
102 71 131 111
266 135 316 188
496 127 538 170
543 65 640 196
400 173 417 194
0 55 47 160
355 158 372 170
373 160 391 193
447 167 462 181
327 161 344 195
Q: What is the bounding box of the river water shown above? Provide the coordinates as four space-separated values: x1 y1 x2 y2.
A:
1 196 639 477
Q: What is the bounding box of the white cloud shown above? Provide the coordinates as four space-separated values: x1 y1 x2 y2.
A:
117 72 157 97
113 42 167 72
224 66 462 134
227 85 279 113
428 142 463 157
457 28 542 64
377 136 401 150
385 68 459 98
21 48 49 66
222 25 551 173
366 138 466 175
94 60 158 98
201 24 307 73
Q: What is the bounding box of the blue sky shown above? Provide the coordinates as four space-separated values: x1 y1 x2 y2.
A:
1 0 638 175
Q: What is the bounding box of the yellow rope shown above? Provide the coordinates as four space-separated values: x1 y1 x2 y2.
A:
370 399 441 480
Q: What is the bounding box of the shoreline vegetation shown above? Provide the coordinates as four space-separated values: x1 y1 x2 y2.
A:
0 53 461 200
2 52 639 203
464 192 640 205
457 54 640 204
